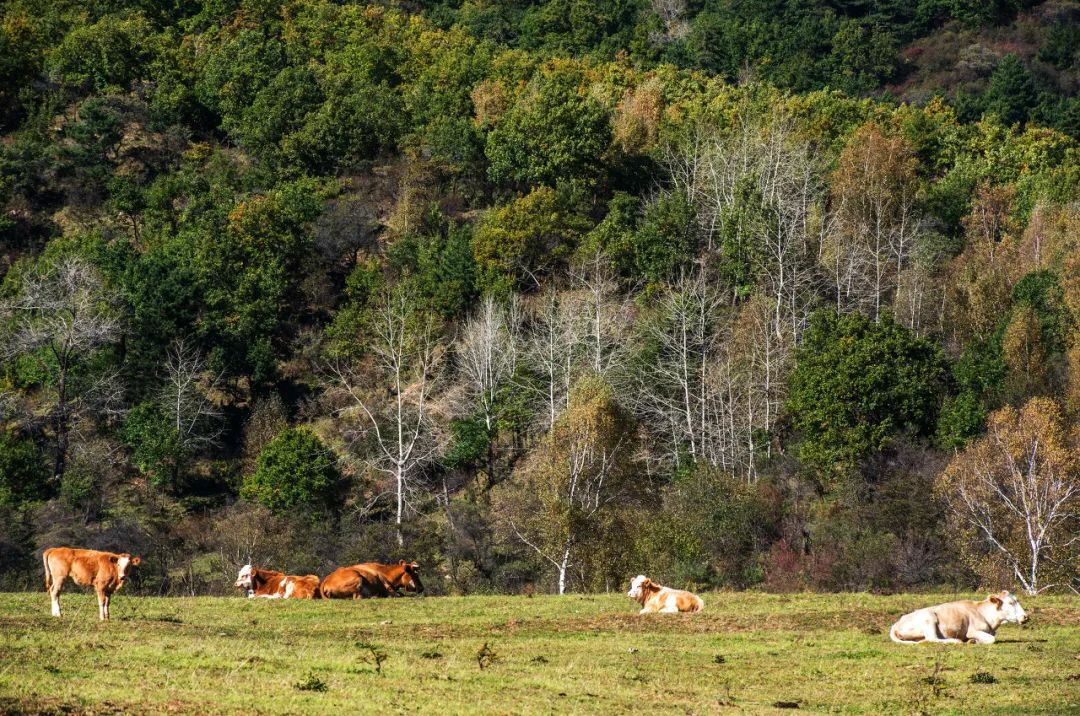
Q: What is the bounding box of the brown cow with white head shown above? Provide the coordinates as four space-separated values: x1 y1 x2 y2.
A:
43 547 142 621
234 564 321 599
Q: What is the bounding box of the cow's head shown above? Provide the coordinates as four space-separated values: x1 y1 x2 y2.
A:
235 564 255 592
114 554 141 585
989 590 1029 625
627 575 653 602
398 560 424 594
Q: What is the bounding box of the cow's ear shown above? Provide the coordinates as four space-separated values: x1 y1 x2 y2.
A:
989 595 1003 608
132 556 142 566
109 555 119 563
399 559 407 566
641 578 652 589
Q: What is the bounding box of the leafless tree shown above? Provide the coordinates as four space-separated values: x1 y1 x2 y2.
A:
328 289 444 545
520 287 587 432
633 272 726 469
1 258 122 482
457 295 520 482
159 338 223 465
458 295 519 436
567 253 634 380
664 112 822 344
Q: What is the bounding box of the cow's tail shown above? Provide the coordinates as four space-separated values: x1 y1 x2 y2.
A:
42 550 53 592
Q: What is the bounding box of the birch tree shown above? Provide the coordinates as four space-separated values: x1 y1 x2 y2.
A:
521 287 587 431
329 289 444 544
664 112 821 344
567 253 634 380
457 295 519 481
633 272 726 469
124 338 223 486
495 375 635 594
936 398 1080 594
826 122 923 320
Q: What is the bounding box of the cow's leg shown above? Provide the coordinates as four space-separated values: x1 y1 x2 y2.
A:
97 588 107 621
49 576 64 617
969 631 996 644
923 621 962 644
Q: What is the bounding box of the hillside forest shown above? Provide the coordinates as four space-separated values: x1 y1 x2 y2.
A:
2 0 1080 597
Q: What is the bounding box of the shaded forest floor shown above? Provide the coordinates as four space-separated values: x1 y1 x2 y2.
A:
1 591 1079 714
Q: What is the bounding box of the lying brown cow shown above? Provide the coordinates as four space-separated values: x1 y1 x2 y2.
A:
627 575 703 614
320 561 424 599
234 564 321 599
354 561 424 596
43 547 142 621
319 566 378 599
890 591 1029 644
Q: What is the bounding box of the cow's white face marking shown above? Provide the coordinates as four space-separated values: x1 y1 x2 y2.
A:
627 575 647 600
998 591 1029 624
235 564 254 590
116 556 131 581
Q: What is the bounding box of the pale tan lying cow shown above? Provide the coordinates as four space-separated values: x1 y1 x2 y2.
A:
890 591 1029 644
234 565 321 599
627 575 704 614
43 547 142 621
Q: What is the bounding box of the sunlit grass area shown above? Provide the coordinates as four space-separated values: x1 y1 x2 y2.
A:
1 591 1079 714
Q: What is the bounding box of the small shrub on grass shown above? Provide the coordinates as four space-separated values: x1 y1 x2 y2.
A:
476 643 497 669
293 671 327 692
970 671 997 684
355 642 388 675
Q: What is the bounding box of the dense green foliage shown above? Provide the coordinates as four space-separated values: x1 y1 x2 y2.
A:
242 428 340 512
2 0 1080 596
787 311 946 471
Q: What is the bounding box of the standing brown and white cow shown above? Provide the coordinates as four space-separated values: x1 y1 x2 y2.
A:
234 564 321 599
43 547 142 621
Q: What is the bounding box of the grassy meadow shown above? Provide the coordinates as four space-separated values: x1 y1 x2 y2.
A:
1 590 1079 714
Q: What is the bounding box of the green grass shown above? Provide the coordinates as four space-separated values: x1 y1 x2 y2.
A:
2 591 1079 714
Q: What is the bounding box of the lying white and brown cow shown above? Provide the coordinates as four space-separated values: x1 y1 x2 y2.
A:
890 591 1029 644
234 564 321 599
43 547 142 621
627 575 704 614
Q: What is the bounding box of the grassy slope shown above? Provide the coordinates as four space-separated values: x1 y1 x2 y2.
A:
1 591 1079 714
